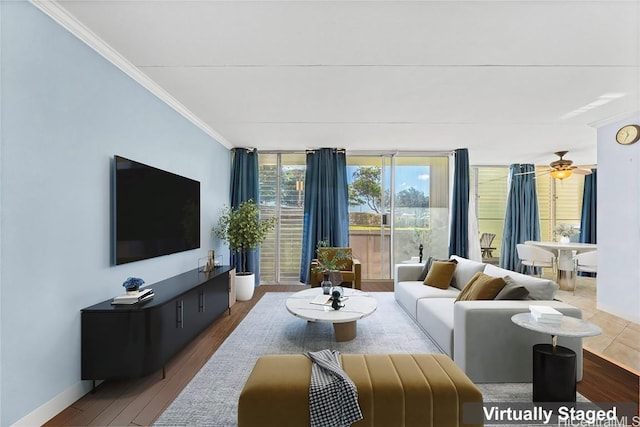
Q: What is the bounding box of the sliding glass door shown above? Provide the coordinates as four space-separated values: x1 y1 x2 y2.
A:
346 156 392 280
392 155 450 267
348 154 450 280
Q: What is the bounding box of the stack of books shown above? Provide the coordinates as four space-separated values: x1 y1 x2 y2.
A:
310 294 333 306
310 294 349 306
529 305 563 326
112 288 154 305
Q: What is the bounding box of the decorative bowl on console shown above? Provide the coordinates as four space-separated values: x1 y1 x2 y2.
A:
123 277 145 295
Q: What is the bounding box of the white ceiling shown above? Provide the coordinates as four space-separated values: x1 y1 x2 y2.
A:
47 0 640 165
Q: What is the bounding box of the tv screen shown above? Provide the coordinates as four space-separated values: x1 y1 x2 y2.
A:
113 156 200 265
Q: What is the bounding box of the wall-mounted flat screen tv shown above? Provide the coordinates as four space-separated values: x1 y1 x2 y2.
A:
113 155 200 265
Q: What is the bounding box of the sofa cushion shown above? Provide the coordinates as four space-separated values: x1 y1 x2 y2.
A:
395 281 460 319
449 256 487 290
483 264 558 300
455 272 506 302
494 276 530 300
416 298 456 356
424 260 458 289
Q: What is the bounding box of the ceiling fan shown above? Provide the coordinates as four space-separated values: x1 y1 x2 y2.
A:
546 151 593 180
517 151 593 180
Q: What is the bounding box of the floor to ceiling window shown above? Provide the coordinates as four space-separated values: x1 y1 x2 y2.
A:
472 167 510 257
346 154 449 280
259 152 450 283
258 153 306 284
391 155 450 269
258 159 586 283
472 166 586 259
536 166 585 241
346 156 391 280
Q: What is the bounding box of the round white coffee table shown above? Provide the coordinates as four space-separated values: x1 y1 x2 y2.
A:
285 287 377 341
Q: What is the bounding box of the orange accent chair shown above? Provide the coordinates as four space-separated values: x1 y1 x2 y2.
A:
309 247 362 290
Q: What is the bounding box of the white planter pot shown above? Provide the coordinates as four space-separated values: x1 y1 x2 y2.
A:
235 273 256 301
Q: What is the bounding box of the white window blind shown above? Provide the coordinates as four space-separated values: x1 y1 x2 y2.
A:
259 153 306 284
474 167 509 256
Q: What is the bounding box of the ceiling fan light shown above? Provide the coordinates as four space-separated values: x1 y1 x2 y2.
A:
551 169 573 180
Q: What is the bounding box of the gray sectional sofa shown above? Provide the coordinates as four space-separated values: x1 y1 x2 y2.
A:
394 255 583 383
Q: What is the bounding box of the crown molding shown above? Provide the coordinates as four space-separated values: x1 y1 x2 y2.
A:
588 110 640 129
29 0 233 149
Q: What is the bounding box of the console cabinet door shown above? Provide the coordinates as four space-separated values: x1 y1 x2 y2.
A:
82 310 151 379
189 276 229 333
157 290 200 362
203 275 230 322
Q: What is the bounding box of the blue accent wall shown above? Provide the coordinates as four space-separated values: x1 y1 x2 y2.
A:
0 2 230 424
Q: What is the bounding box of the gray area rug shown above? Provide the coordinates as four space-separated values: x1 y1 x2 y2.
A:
155 292 587 427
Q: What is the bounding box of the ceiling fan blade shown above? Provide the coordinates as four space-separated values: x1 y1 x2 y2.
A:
573 168 592 175
514 171 537 176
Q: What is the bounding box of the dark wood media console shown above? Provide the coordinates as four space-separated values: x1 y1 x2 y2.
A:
81 266 234 381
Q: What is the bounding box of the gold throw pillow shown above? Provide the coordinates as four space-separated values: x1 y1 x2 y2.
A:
455 272 506 302
455 271 484 301
424 260 458 290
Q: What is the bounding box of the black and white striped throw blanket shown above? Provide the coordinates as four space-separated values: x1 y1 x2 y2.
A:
306 349 363 427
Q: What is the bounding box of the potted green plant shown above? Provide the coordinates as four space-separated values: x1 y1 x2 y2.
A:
311 240 352 294
213 199 277 300
555 223 579 244
312 240 351 273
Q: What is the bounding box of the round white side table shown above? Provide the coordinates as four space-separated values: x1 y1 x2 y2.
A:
511 312 601 402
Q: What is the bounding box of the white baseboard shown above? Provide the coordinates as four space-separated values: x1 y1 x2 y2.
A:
12 380 98 426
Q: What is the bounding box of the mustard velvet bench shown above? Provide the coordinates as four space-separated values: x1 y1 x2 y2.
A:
238 353 484 427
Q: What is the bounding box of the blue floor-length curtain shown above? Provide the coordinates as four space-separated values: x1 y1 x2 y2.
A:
299 148 350 284
230 148 260 284
500 164 541 273
580 169 597 244
579 169 597 276
449 148 470 258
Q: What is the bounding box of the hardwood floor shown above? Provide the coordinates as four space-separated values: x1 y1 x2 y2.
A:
46 282 639 426
580 351 640 418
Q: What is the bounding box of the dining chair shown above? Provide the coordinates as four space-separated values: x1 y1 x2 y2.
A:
573 250 597 295
516 243 555 277
479 233 497 258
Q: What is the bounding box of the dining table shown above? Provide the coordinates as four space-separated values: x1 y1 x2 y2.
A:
524 241 597 290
